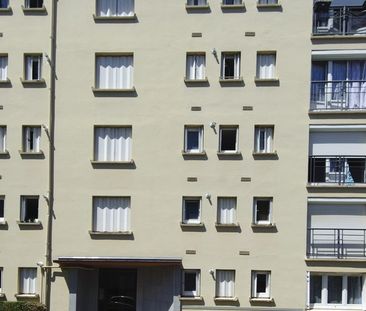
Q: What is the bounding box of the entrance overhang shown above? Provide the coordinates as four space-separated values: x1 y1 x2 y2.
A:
54 256 183 268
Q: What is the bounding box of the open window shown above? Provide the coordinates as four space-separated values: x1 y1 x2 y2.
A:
252 271 271 299
0 197 4 223
20 196 39 223
22 126 41 153
253 198 272 225
24 55 42 81
219 126 238 153
221 53 241 80
182 270 200 297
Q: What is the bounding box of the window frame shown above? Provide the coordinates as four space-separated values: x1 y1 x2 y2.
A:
221 52 241 80
0 196 4 223
253 197 273 225
95 53 134 90
222 0 243 5
254 126 274 153
24 54 42 81
309 273 365 307
217 197 237 225
18 267 37 295
20 196 39 224
185 53 206 81
93 125 132 162
24 0 43 8
0 54 8 81
184 126 203 153
22 125 41 153
182 269 200 297
92 196 131 233
0 126 6 153
215 269 236 298
182 197 202 224
256 52 277 80
257 0 278 5
252 271 271 299
219 126 239 153
0 0 9 9
96 0 135 17
0 267 2 293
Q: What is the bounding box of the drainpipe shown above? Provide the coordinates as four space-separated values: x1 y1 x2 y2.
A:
45 0 57 309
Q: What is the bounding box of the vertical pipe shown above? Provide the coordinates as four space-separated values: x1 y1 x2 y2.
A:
45 0 57 309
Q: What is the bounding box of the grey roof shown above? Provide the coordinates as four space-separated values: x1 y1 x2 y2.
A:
330 0 366 7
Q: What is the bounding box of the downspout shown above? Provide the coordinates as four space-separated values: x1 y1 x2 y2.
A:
45 0 57 309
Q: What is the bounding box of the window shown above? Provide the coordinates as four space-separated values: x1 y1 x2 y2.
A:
258 0 278 4
0 56 8 81
20 196 39 223
96 55 133 89
182 197 201 224
222 0 242 5
19 268 37 295
184 126 203 153
219 126 238 153
187 0 207 5
0 126 6 153
182 270 200 297
221 53 241 80
217 197 236 225
216 270 235 298
97 0 134 17
94 127 132 162
25 0 43 8
252 271 271 299
0 0 9 8
22 126 41 153
254 126 273 153
93 197 131 233
0 268 2 293
24 55 42 81
0 197 4 222
186 54 206 80
256 53 276 80
253 198 272 225
309 274 363 306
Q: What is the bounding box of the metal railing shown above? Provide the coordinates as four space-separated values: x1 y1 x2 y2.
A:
310 80 366 111
313 7 366 36
307 228 366 258
308 156 366 184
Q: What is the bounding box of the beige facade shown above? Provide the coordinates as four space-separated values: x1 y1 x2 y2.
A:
1 0 366 310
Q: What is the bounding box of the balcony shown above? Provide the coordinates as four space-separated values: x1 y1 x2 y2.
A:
313 1 366 36
308 156 366 185
310 80 366 111
307 228 366 258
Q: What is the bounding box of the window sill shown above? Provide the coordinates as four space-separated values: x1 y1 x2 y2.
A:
21 5 47 14
180 296 204 302
17 221 42 227
252 151 277 156
185 4 210 10
311 34 366 40
254 78 280 86
93 14 137 21
19 151 44 159
0 79 11 85
308 109 366 115
0 221 8 226
89 231 133 236
214 297 239 302
305 257 366 263
250 297 274 303
215 223 240 228
219 77 244 83
91 160 134 165
182 151 207 156
92 87 136 94
0 150 10 158
217 151 241 156
307 183 366 189
251 223 276 228
221 4 245 9
184 78 209 84
0 7 12 13
180 222 204 228
0 293 5 298
15 294 39 299
257 3 282 9
20 78 46 86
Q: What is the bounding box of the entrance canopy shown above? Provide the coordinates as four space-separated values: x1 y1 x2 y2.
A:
330 0 366 7
55 256 182 268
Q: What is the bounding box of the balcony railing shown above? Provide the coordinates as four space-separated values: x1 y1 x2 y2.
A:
308 156 366 184
307 228 366 258
310 80 366 111
313 7 366 36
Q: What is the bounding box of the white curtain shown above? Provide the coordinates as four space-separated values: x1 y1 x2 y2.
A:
20 268 37 294
0 127 5 153
0 56 7 81
97 0 134 17
259 0 277 4
256 127 273 153
186 55 205 80
218 198 236 224
216 270 235 298
93 197 130 232
187 0 207 5
25 55 41 81
257 54 276 79
95 127 131 161
96 56 133 89
348 61 366 109
24 127 41 152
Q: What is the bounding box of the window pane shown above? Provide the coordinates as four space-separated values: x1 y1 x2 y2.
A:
0 199 3 218
221 129 237 151
224 57 235 78
328 276 342 304
0 0 8 8
184 200 200 223
184 272 197 292
187 130 199 151
23 198 39 222
348 276 362 304
256 200 270 222
310 275 322 304
256 274 267 293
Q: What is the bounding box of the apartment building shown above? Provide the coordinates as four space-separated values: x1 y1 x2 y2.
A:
1 0 366 310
